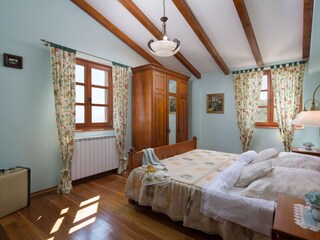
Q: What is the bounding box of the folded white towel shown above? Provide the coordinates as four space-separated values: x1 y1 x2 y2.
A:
142 148 164 167
141 148 171 186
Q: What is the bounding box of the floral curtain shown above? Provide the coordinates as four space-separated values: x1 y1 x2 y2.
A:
271 64 305 151
50 44 76 194
112 63 130 175
233 70 263 151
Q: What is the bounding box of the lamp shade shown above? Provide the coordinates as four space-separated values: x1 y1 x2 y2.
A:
148 39 180 57
291 111 320 127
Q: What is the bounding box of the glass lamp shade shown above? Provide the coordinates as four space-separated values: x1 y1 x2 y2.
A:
291 111 320 127
148 39 180 57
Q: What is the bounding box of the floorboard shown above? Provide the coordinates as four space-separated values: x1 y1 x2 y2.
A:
0 174 221 240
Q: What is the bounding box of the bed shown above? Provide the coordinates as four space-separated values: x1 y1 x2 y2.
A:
124 137 320 240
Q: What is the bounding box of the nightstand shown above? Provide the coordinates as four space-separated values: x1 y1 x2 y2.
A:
291 147 320 157
272 194 320 240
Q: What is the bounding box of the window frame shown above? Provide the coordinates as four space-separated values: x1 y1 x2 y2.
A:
255 70 278 128
255 69 302 128
75 58 113 131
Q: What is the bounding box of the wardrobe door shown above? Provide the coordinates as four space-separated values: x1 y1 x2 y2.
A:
132 69 153 151
168 76 178 145
153 71 167 147
178 79 188 142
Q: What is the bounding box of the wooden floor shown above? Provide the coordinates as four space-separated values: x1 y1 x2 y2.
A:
0 174 221 240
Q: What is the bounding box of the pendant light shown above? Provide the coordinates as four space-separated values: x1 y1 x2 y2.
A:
148 0 180 57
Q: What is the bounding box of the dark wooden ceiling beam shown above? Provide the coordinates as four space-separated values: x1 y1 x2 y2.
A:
118 0 201 79
71 0 162 66
172 0 229 75
303 0 314 59
233 0 263 67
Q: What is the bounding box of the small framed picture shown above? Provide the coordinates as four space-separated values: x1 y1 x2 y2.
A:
4 53 23 69
206 93 224 114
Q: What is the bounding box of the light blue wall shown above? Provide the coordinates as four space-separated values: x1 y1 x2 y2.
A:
0 0 147 192
189 73 243 153
1 0 319 193
189 0 320 153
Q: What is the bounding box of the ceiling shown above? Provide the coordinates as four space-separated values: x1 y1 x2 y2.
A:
71 0 314 79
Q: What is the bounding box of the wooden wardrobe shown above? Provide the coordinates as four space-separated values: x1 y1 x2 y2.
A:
131 64 189 151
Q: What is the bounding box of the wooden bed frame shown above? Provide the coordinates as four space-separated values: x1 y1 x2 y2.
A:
127 136 197 174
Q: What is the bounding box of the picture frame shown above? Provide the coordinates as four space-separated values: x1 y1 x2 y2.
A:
4 53 23 69
206 93 224 114
169 97 176 114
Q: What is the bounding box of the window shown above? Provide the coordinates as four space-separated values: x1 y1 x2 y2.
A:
255 70 302 128
75 59 113 131
255 70 278 128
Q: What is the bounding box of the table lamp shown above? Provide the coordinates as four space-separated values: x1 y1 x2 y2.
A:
291 84 320 127
291 84 320 151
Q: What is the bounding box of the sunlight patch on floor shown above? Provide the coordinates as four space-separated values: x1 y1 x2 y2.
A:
74 202 99 223
60 207 69 215
80 195 100 207
68 217 96 234
48 195 100 236
50 217 65 234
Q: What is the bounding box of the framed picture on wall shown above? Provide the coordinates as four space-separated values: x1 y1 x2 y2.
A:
4 53 23 69
206 93 224 114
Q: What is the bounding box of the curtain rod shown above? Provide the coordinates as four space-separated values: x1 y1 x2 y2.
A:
231 59 308 74
40 39 131 68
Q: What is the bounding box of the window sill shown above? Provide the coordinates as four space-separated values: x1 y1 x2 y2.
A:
75 127 114 132
254 125 303 130
75 129 115 139
255 126 278 129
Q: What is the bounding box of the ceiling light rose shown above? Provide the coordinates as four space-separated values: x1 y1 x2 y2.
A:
148 0 180 57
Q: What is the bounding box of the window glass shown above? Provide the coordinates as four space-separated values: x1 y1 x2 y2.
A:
92 106 108 123
76 105 85 123
256 108 267 122
261 75 268 90
258 92 268 106
76 85 85 103
274 109 278 123
92 88 107 104
76 65 85 83
92 68 107 86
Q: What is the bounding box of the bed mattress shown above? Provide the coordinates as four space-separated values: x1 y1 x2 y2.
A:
124 149 270 240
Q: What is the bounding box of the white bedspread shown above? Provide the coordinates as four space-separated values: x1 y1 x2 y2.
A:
200 156 276 237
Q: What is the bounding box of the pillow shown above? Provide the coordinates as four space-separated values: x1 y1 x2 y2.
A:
235 160 272 187
273 154 320 172
241 167 320 201
236 150 257 164
218 161 246 189
251 148 279 164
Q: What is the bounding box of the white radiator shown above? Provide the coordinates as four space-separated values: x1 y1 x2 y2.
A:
71 136 119 180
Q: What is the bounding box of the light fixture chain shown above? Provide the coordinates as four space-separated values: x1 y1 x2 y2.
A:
162 0 167 37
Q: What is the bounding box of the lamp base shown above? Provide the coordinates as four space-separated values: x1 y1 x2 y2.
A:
304 145 312 151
